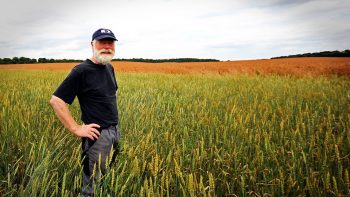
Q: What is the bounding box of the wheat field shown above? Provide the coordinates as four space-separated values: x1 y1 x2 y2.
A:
0 64 349 196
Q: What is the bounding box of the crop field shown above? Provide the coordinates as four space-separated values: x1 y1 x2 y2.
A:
1 57 350 77
0 58 350 196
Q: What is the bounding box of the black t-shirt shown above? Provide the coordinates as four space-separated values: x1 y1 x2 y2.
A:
53 59 118 129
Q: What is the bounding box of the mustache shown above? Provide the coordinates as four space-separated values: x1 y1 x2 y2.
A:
98 49 114 55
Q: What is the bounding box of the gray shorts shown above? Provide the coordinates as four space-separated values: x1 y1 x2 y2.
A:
81 125 121 196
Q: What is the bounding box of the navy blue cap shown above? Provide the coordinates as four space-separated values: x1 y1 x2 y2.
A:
92 28 117 41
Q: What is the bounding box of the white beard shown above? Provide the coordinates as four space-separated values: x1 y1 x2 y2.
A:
93 48 115 65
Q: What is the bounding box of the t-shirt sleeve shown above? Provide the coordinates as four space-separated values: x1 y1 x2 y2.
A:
53 69 81 105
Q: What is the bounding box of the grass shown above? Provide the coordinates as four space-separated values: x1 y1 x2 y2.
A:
0 69 349 196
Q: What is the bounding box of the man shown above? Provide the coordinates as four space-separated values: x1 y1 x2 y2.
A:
49 28 121 196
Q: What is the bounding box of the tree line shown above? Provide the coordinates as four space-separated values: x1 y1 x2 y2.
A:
271 49 350 59
112 58 220 63
0 57 220 64
0 57 82 64
2 50 348 64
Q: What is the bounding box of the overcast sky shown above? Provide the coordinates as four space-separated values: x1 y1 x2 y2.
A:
0 0 349 60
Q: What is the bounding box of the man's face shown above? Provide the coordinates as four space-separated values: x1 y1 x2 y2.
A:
92 39 115 65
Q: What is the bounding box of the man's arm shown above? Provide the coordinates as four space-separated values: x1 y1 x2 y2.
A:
49 95 100 140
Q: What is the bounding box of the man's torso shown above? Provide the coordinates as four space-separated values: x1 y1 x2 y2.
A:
54 59 119 129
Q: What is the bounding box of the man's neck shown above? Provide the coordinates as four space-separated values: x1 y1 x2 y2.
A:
90 57 104 65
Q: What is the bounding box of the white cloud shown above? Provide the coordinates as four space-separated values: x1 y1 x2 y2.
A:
0 0 349 60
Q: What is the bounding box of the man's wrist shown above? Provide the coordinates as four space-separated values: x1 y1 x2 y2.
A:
69 124 80 134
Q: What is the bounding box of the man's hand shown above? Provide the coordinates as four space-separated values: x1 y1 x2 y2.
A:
72 124 101 140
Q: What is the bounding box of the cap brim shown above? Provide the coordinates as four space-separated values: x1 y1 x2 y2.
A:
94 35 118 41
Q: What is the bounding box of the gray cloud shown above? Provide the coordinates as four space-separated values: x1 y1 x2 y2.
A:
0 0 349 60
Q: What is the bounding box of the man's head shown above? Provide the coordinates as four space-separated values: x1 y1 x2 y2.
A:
91 28 117 65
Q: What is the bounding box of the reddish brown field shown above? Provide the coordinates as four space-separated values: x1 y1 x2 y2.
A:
1 57 350 77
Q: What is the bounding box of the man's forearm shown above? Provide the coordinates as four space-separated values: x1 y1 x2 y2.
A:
50 96 101 140
49 96 79 133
